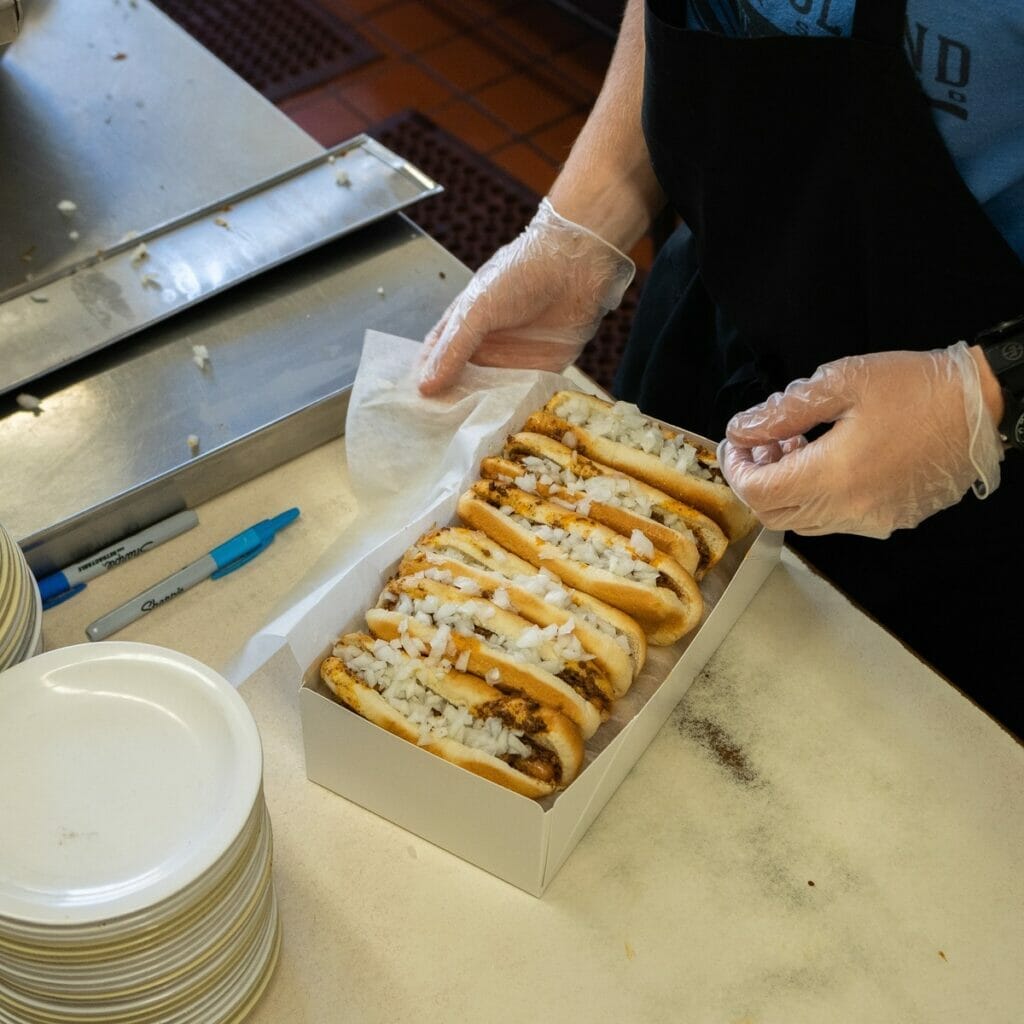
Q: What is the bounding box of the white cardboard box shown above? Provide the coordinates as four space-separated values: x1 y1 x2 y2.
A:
299 433 782 896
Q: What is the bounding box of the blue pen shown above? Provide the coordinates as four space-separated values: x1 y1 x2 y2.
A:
85 508 300 641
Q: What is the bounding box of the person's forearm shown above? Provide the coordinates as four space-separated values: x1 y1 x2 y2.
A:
548 0 664 252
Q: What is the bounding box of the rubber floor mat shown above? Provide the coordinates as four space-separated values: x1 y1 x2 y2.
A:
369 110 642 392
151 0 379 102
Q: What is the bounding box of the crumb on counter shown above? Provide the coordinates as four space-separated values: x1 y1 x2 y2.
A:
140 273 160 288
187 434 200 455
16 394 43 414
68 230 80 241
130 242 149 264
335 171 351 187
57 200 77 216
30 293 48 304
214 217 229 228
191 344 210 370
376 286 385 297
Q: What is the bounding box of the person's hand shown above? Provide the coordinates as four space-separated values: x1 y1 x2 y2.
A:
717 342 1004 538
417 199 635 395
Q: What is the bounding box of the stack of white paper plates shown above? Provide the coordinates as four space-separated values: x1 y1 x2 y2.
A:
0 523 41 672
0 643 280 1023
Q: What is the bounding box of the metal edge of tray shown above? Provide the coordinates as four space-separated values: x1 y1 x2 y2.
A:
19 386 354 577
1 135 443 396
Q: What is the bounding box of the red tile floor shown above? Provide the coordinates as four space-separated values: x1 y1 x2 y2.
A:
275 0 655 271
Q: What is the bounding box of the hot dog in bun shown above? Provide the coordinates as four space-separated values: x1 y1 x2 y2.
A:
524 391 756 541
367 574 611 738
399 526 645 699
481 431 728 579
321 633 584 797
457 479 703 645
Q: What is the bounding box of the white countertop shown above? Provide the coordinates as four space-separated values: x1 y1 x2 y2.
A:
40 437 1024 1024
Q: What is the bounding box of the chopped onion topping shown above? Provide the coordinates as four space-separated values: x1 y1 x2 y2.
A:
553 395 713 480
429 623 452 663
508 513 661 587
452 575 481 595
386 591 592 673
336 642 527 758
512 453 694 539
428 553 636 666
629 529 655 559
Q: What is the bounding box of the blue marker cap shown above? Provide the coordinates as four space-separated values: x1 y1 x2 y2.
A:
38 571 71 604
209 508 300 579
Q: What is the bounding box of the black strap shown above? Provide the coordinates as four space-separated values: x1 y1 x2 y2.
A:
852 0 907 46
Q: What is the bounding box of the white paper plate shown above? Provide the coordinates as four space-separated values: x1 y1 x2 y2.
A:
0 890 279 1024
0 884 276 1020
0 643 262 926
0 802 273 988
0 532 36 671
0 793 267 949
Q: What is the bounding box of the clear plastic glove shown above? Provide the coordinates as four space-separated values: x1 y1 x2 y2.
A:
717 342 1004 539
417 198 635 395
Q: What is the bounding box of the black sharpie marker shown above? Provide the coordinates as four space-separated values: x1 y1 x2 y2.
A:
38 510 199 610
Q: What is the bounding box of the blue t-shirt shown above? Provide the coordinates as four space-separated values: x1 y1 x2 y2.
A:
685 1 1024 261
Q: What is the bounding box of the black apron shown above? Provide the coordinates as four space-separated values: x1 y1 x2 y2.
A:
615 0 1024 736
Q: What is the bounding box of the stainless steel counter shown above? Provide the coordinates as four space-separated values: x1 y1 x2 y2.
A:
0 0 319 295
0 0 469 573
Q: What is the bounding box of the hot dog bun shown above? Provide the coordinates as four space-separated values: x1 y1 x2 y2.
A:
524 391 756 542
321 633 584 797
483 431 728 579
457 480 703 645
367 575 608 738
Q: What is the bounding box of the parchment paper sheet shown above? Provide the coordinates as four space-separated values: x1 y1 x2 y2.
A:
226 331 576 683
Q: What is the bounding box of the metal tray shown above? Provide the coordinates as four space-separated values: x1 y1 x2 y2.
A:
1 136 441 395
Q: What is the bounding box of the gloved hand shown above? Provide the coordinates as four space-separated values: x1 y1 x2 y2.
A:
417 198 635 395
717 342 1004 539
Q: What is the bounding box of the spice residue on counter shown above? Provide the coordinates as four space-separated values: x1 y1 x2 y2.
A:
677 711 760 787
